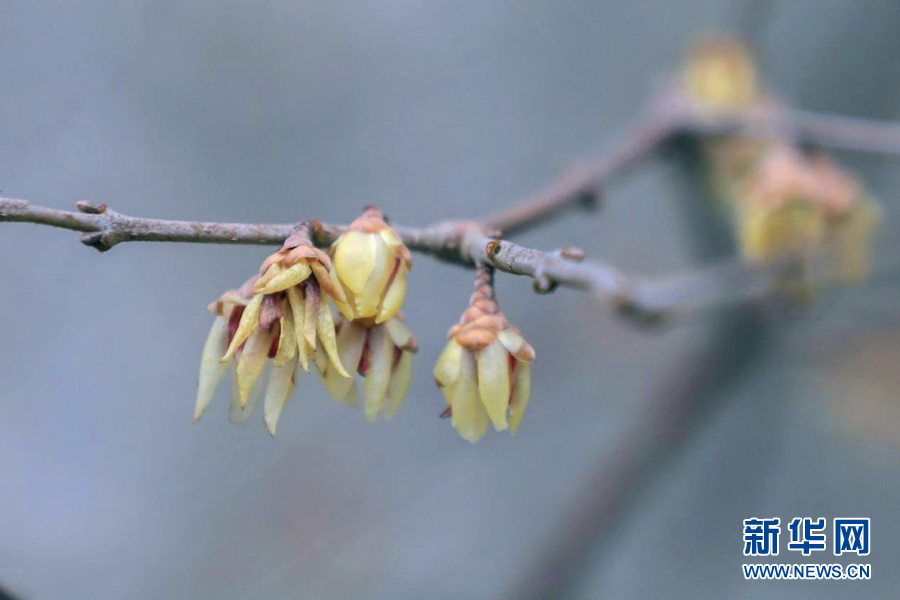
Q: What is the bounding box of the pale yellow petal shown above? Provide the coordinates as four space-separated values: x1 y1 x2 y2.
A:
342 380 359 406
314 340 328 374
433 339 463 388
311 261 348 305
194 316 229 422
317 299 349 377
384 317 413 350
264 354 298 437
221 294 262 362
363 325 393 422
333 231 377 294
508 362 531 434
273 307 297 367
235 327 272 408
229 362 263 424
476 340 510 431
451 351 489 443
286 287 309 372
354 238 395 318
254 263 282 289
322 322 365 400
498 329 535 363
384 351 413 418
303 285 319 349
255 262 311 295
375 264 407 323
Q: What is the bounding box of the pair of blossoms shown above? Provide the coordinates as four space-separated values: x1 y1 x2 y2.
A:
685 38 881 288
193 208 535 443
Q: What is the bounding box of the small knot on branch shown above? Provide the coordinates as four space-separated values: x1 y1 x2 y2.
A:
80 231 114 252
75 201 107 215
559 246 586 262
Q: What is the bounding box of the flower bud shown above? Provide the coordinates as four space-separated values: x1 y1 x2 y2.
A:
433 270 535 443
683 37 759 111
330 207 411 324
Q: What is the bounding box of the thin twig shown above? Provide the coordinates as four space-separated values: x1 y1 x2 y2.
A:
481 107 684 236
685 104 900 155
0 197 773 321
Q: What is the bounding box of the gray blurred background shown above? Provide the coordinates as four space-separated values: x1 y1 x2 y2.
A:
2 1 900 598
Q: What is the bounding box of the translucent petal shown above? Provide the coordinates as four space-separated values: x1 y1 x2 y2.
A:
384 351 413 418
333 231 377 294
355 238 395 317
194 316 229 422
235 327 272 408
286 287 309 372
384 317 414 350
221 294 262 362
264 354 298 437
508 362 532 434
476 341 510 431
375 264 407 323
317 299 349 377
433 339 463 388
384 319 416 352
229 363 263 424
342 380 359 406
255 262 311 295
451 352 489 443
363 325 392 422
324 322 365 400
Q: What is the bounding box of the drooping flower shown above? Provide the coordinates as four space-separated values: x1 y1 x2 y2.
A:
433 268 535 443
193 278 300 435
736 146 881 283
193 224 351 435
329 207 411 325
316 314 418 422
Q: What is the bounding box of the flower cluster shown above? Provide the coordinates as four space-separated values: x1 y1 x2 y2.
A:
736 146 881 283
433 268 535 443
194 210 418 434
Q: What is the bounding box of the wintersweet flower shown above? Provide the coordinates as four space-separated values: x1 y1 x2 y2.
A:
193 225 352 435
316 314 417 422
736 146 881 283
433 268 535 443
193 279 300 435
330 207 411 324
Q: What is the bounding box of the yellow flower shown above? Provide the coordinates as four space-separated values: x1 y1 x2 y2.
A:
433 269 535 443
683 37 759 111
193 225 350 436
736 146 881 283
316 314 418 422
193 279 299 435
329 207 411 324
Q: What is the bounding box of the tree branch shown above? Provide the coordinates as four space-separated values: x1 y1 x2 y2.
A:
3 97 898 323
0 196 775 321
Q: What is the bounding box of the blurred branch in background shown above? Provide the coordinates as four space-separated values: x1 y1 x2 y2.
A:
3 89 900 324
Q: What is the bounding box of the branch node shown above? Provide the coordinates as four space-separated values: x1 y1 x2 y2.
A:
559 246 586 262
485 239 502 258
76 201 107 215
533 274 557 294
80 231 113 252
